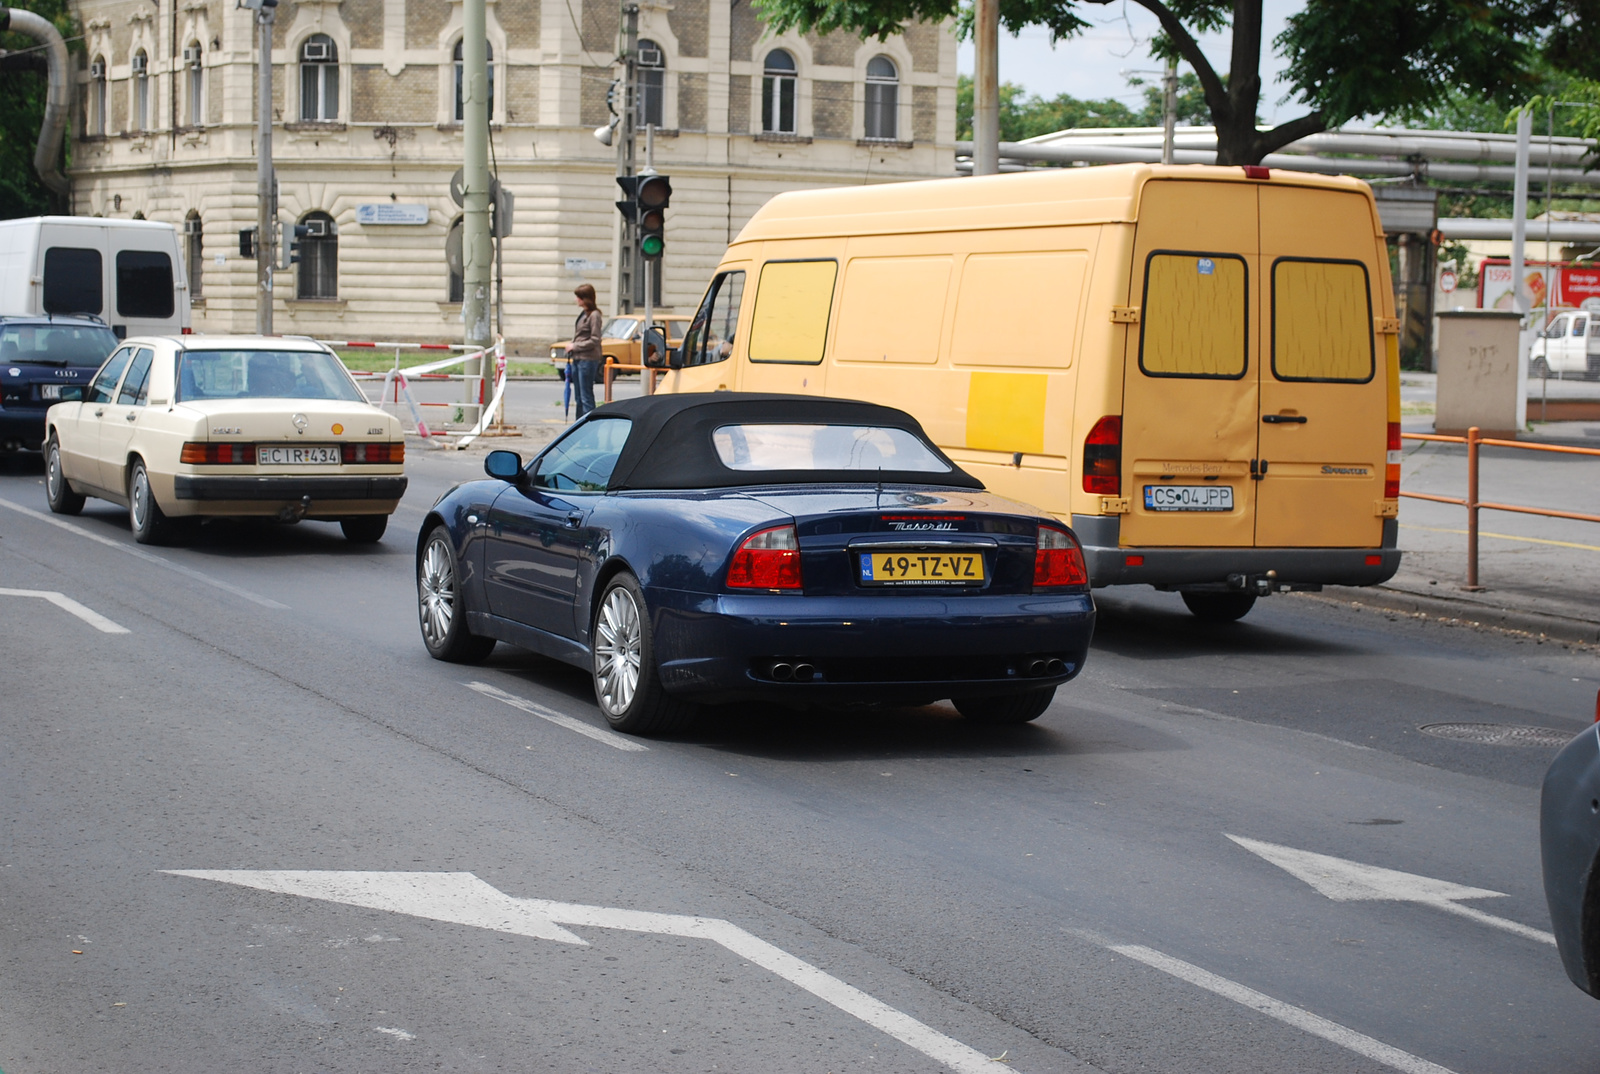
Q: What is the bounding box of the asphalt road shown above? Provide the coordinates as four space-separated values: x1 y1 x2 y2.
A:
2 448 1599 1073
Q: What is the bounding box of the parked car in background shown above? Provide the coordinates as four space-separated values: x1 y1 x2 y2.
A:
1531 308 1600 380
549 315 690 370
44 335 406 544
0 217 190 339
0 314 119 452
416 392 1096 735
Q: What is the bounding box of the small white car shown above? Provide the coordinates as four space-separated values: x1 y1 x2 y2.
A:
44 335 406 544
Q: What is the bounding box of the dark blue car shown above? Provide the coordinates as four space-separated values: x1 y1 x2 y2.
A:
0 315 119 453
416 393 1096 735
1542 723 1600 996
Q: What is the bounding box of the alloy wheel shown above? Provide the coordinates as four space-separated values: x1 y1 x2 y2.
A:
594 585 642 716
419 537 456 647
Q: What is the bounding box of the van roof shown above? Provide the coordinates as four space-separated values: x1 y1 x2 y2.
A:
0 215 180 232
733 163 1376 243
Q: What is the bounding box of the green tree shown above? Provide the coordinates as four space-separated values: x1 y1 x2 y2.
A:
753 0 1591 166
956 73 1139 141
1 0 77 218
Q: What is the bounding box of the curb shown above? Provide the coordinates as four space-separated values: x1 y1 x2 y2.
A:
1298 585 1600 646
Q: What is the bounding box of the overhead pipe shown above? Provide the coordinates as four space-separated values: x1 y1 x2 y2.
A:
0 5 71 199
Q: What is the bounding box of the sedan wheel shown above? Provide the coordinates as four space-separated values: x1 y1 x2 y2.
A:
45 435 84 515
592 573 694 735
418 527 495 663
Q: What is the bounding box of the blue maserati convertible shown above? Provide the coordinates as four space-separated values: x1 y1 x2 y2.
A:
416 393 1096 735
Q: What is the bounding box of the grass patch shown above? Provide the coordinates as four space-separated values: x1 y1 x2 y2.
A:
335 349 556 377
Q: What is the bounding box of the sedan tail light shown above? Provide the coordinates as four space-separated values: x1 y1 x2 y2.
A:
727 524 802 590
180 442 255 464
342 441 405 464
1082 415 1121 495
1034 525 1088 587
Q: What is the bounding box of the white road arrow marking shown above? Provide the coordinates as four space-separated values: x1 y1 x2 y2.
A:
1227 834 1556 946
165 869 1006 1074
0 587 129 633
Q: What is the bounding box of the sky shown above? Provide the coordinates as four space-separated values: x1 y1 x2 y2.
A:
956 0 1304 126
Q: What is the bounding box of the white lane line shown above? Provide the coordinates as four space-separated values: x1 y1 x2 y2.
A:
0 588 130 633
1109 944 1457 1074
166 870 1006 1074
0 497 288 610
464 681 649 752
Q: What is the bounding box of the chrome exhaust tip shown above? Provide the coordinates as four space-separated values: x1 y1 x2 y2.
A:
1046 658 1067 676
792 663 816 682
1028 659 1048 676
770 662 794 681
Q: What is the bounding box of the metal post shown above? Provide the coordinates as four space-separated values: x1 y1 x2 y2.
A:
1161 57 1177 166
613 3 639 314
1466 425 1481 590
641 124 654 395
255 4 274 335
603 361 614 404
972 0 998 176
461 0 492 403
1510 109 1532 431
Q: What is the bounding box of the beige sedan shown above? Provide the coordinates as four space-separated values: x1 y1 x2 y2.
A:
44 335 406 544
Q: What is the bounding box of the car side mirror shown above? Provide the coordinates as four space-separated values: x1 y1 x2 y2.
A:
485 449 524 482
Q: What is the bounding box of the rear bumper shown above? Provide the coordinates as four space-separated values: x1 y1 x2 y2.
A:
648 588 1096 703
0 408 45 448
173 474 408 502
1072 514 1401 589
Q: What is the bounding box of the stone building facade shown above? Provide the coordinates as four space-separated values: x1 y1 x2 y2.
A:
65 0 958 350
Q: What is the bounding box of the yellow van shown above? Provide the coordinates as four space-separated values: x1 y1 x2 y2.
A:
660 164 1401 620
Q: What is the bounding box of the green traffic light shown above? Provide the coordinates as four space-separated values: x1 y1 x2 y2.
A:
640 234 664 258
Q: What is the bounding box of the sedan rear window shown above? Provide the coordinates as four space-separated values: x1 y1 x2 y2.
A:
711 424 952 473
176 350 364 402
0 322 118 366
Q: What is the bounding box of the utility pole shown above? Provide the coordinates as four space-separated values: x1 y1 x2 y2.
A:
1161 57 1177 165
613 3 639 314
255 0 275 334
972 0 998 176
641 124 654 393
461 0 492 403
1510 107 1532 430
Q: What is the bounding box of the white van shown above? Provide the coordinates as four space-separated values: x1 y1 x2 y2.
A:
1531 308 1600 380
0 216 189 339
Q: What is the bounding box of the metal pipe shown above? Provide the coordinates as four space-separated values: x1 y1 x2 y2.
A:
1438 218 1600 242
0 6 71 199
971 0 998 176
1466 427 1481 591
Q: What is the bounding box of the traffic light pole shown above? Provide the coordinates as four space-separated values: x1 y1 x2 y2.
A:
461 0 492 403
613 3 638 315
642 124 653 394
255 2 275 334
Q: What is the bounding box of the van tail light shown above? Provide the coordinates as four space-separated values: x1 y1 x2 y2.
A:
180 327 193 335
1241 165 1271 180
727 525 802 590
180 441 255 464
341 441 405 464
1384 421 1401 499
1083 415 1122 495
1034 525 1088 587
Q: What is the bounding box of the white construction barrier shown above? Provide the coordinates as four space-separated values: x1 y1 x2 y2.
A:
327 337 508 449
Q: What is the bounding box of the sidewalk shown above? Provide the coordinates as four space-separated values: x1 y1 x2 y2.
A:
1343 374 1600 645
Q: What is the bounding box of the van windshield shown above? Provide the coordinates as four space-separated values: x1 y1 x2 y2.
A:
0 322 119 367
176 350 365 402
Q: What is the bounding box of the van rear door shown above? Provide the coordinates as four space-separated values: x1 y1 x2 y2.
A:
1119 180 1258 548
1254 186 1387 548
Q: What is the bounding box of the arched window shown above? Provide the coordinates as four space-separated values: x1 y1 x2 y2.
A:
89 55 108 136
131 50 149 131
637 38 664 128
299 34 338 121
446 217 464 302
296 211 338 299
864 55 898 140
762 49 796 134
184 211 203 298
185 41 204 126
453 38 494 123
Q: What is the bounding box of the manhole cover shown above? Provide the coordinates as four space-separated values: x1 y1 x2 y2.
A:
1418 723 1575 748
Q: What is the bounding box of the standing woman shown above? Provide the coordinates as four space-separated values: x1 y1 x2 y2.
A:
565 284 604 419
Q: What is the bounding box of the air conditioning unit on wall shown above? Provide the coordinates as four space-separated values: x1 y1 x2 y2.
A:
302 40 331 61
89 59 105 78
182 44 202 64
131 53 148 73
302 217 330 237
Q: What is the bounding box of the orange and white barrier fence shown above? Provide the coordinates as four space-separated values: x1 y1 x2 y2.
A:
327 337 508 449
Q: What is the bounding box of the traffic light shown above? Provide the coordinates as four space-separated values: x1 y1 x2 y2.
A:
287 223 308 265
636 173 670 260
614 175 641 224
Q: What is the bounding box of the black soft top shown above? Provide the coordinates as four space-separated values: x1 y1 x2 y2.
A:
590 392 983 491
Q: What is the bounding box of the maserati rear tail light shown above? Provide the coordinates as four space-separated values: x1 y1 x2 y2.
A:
180 441 255 464
727 525 802 590
341 441 405 464
1034 525 1088 587
1384 421 1401 499
1083 415 1122 495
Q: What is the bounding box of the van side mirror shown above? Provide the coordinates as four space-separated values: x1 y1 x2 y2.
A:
485 449 524 482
